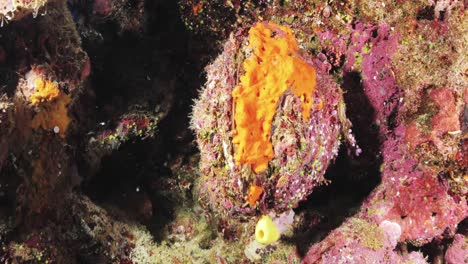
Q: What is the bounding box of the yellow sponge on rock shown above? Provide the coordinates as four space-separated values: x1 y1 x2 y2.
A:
255 215 280 245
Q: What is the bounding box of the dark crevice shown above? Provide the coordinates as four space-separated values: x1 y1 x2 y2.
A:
438 10 446 21
417 6 435 20
294 71 382 256
407 237 451 264
80 0 204 243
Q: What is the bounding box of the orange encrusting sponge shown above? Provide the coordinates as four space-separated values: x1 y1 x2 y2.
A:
29 78 71 138
30 78 60 106
247 184 264 206
232 22 317 173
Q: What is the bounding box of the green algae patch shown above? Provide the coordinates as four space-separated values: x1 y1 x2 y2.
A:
346 218 385 250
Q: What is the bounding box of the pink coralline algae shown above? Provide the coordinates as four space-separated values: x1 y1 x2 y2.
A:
405 87 461 153
445 234 468 264
325 22 466 241
345 23 400 133
303 218 428 264
303 123 467 261
304 18 467 262
317 22 401 135
361 125 467 243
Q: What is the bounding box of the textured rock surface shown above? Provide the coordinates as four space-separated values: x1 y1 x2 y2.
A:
191 23 354 219
0 0 466 263
445 234 468 264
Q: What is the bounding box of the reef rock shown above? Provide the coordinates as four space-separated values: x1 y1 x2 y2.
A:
191 22 356 220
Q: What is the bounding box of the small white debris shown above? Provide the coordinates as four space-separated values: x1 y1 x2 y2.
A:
323 5 331 18
448 130 461 135
379 220 401 248
244 240 264 261
53 126 60 134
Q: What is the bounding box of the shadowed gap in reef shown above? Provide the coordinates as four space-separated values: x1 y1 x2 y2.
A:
293 71 382 256
81 0 205 243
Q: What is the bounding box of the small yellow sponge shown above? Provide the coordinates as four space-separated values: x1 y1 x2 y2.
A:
255 215 280 245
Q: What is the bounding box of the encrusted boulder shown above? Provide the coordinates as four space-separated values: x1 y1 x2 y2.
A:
191 22 356 219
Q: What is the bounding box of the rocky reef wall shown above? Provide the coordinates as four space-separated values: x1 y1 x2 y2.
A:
0 0 466 263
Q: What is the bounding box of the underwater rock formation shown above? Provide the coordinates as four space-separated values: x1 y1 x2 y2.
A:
191 21 356 221
0 0 466 263
189 0 467 261
301 1 467 261
303 218 428 264
445 234 468 264
0 0 88 218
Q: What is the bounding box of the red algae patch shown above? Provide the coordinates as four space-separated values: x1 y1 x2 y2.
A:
232 22 316 173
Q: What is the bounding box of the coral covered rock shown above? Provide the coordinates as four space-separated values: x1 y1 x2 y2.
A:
445 234 468 264
303 218 428 264
191 21 354 219
361 124 467 243
0 0 89 218
301 2 467 261
0 0 466 262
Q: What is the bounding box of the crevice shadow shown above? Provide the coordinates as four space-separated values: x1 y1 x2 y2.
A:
293 71 382 256
82 136 178 242
80 0 205 243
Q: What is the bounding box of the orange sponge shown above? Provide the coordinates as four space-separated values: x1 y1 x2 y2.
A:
232 22 316 173
30 78 60 106
30 78 71 138
247 184 264 206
